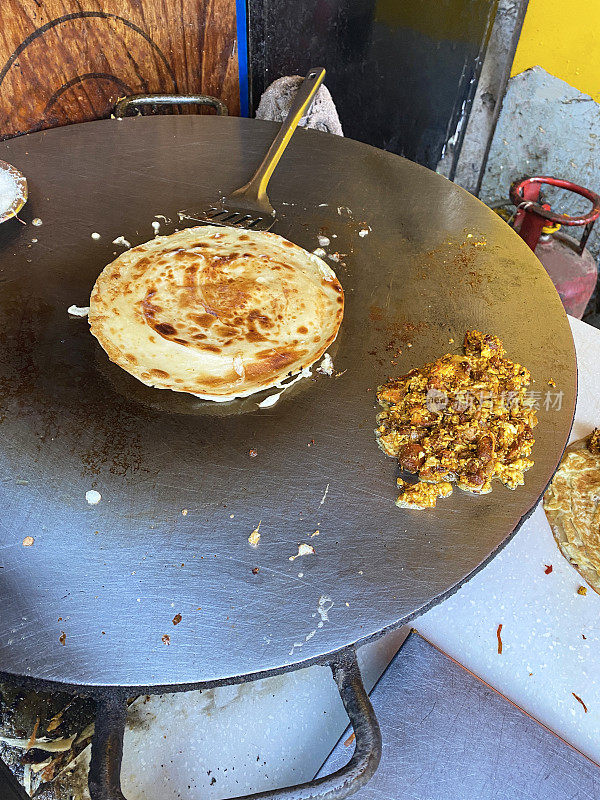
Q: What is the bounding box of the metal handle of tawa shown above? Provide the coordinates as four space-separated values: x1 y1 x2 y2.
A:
230 67 326 206
113 94 229 118
87 649 381 800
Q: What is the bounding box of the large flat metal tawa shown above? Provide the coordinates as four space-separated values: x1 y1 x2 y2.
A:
0 116 576 687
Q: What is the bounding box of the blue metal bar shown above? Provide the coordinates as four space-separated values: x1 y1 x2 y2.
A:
235 0 249 117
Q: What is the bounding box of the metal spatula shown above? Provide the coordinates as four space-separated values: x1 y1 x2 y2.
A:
186 67 325 232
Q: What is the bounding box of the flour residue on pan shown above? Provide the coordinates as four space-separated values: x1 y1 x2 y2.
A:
257 391 282 409
289 595 335 656
317 353 334 376
316 595 333 626
255 350 336 410
257 366 313 409
85 490 101 505
256 352 332 408
68 305 90 318
288 542 315 561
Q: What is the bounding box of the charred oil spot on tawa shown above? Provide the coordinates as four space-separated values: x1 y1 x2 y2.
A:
418 235 490 300
0 293 148 479
0 296 56 436
368 307 429 367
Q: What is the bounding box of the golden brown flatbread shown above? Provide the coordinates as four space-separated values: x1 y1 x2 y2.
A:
543 431 600 593
89 226 344 400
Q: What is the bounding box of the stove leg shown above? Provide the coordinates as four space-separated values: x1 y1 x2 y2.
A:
88 691 128 800
85 648 381 800
227 647 382 800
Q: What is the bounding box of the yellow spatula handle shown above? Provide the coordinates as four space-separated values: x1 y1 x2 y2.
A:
237 67 326 203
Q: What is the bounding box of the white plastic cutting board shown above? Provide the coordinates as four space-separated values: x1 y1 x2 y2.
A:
418 316 600 763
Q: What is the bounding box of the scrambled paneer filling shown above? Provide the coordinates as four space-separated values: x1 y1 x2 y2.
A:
395 478 454 509
587 428 600 455
376 330 537 509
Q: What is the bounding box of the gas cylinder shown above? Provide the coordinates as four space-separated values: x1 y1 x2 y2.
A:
508 176 600 319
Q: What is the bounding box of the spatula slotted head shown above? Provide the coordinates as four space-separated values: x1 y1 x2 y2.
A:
189 206 276 231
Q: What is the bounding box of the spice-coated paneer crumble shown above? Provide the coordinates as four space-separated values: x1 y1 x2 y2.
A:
376 330 537 509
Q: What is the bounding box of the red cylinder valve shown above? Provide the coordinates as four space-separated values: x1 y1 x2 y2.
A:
510 176 600 252
508 176 600 318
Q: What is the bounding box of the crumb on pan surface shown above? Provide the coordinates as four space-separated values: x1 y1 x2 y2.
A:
376 330 537 509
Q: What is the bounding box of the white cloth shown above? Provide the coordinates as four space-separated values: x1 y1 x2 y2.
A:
256 75 343 136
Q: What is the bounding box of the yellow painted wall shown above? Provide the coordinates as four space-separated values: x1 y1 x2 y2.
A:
511 0 600 101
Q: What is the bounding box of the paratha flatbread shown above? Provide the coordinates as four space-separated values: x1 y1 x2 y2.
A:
543 432 600 593
89 226 344 400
